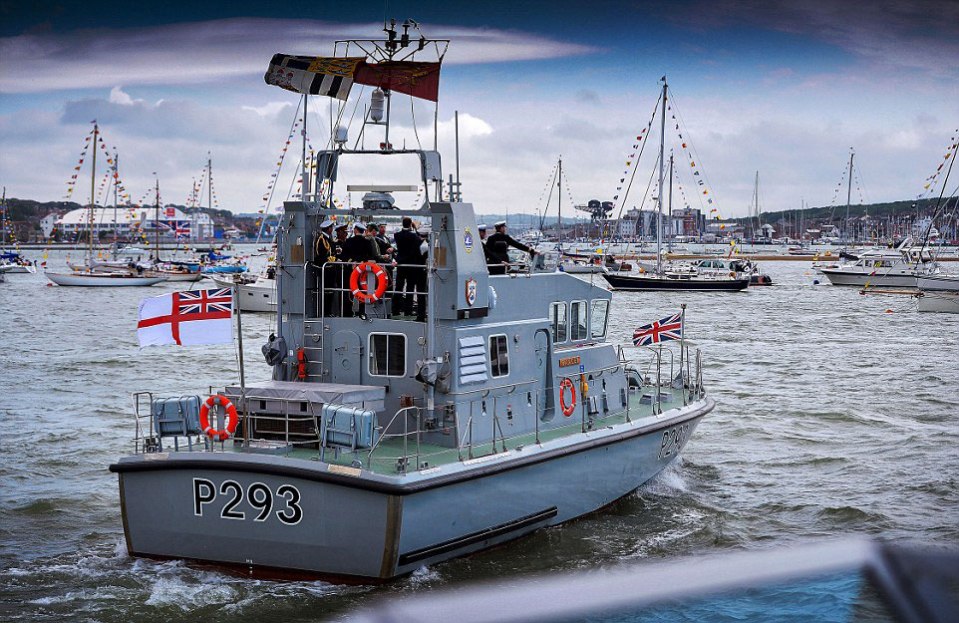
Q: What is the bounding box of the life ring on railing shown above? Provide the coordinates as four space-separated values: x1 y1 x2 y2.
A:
349 261 388 303
559 378 577 417
199 394 238 441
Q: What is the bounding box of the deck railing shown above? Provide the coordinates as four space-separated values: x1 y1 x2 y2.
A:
128 345 705 474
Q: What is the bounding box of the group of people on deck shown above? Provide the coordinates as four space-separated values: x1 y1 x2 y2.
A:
314 217 428 320
312 217 537 318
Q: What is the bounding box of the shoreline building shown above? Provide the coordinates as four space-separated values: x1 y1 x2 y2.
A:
55 206 214 241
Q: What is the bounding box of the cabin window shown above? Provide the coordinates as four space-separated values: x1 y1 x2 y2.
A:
489 334 509 378
549 302 567 343
590 300 609 339
570 301 588 341
368 333 406 377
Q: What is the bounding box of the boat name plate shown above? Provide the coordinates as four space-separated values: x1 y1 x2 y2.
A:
559 356 581 368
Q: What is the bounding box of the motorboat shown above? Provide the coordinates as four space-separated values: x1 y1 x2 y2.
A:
0 251 37 274
207 268 276 312
819 240 939 287
109 26 715 581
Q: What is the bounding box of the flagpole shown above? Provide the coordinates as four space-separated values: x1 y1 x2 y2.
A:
679 303 686 387
234 285 249 448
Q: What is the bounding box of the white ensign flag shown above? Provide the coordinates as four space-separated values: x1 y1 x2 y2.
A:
137 288 233 347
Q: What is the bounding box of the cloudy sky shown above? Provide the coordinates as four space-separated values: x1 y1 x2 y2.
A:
1 0 957 220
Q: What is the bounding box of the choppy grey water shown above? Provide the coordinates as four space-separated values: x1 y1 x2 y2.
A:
1 249 957 622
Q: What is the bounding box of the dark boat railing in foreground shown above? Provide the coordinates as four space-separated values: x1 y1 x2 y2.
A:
344 538 959 623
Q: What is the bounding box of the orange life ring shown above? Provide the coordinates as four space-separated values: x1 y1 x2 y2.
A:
350 261 388 303
559 378 576 417
199 394 238 441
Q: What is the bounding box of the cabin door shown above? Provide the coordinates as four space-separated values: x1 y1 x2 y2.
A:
330 330 363 385
534 329 554 421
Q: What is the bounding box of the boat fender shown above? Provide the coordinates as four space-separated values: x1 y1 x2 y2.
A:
350 261 388 303
199 394 238 441
296 347 307 380
559 378 577 417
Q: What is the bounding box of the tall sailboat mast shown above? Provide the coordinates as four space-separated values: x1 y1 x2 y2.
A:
89 122 98 261
557 156 563 249
154 177 160 261
845 150 855 243
113 153 120 248
656 77 667 275
207 153 213 212
753 170 760 240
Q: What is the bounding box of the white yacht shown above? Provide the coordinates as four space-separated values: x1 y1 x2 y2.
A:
819 240 939 288
207 267 276 312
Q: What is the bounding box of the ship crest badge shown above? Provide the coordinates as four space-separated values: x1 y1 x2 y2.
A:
465 278 477 306
463 227 474 253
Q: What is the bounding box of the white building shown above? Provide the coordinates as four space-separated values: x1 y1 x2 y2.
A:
56 206 214 241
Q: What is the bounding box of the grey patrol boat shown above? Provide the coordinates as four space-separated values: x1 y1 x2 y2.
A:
110 23 715 582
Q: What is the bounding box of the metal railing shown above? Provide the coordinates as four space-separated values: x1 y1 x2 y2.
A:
128 346 706 474
310 260 431 321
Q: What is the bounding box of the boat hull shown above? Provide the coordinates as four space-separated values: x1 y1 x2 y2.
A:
45 271 166 287
603 273 749 291
111 399 712 581
917 274 959 292
145 270 204 282
916 290 959 313
819 269 920 288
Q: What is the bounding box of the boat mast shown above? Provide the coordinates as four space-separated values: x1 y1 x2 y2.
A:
301 94 310 204
154 176 160 262
113 153 119 250
558 156 563 249
845 150 854 243
208 153 213 212
667 151 673 253
656 77 667 275
753 170 760 241
89 122 98 262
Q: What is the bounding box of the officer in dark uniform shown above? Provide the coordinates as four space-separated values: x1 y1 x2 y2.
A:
340 222 372 262
393 216 427 320
375 223 393 259
485 220 536 275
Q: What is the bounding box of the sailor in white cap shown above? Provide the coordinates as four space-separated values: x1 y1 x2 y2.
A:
313 218 339 316
485 220 536 274
314 218 336 264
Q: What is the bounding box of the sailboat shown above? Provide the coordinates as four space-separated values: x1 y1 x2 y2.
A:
603 78 748 292
142 175 204 282
46 123 167 287
0 188 36 274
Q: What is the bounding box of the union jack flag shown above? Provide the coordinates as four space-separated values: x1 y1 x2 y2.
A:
159 220 191 238
633 312 683 346
177 288 232 315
